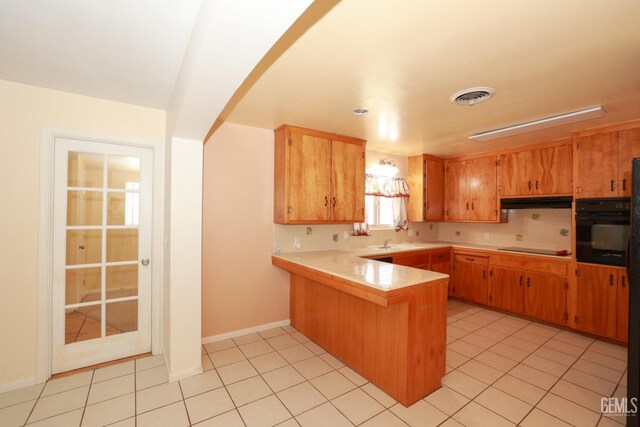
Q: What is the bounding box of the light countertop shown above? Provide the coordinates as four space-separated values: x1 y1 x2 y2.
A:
272 241 572 292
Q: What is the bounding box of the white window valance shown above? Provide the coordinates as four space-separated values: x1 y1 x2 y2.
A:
365 174 410 198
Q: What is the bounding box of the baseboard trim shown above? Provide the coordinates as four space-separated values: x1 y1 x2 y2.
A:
168 365 203 383
0 377 38 394
202 319 291 345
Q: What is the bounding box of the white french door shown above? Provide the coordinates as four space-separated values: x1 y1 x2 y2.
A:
51 137 153 374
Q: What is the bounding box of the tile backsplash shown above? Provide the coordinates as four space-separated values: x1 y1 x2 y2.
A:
438 209 572 250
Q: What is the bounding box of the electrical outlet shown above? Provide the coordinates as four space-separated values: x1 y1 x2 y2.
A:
343 231 349 240
293 236 301 249
484 233 490 240
332 234 339 242
306 227 313 235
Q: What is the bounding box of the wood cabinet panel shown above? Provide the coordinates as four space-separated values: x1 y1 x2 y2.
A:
489 267 524 313
498 151 534 196
617 270 629 342
618 129 640 197
533 144 572 195
406 155 424 222
393 253 430 269
407 156 445 222
575 264 618 338
489 254 567 276
575 133 618 198
331 139 365 222
524 272 566 325
445 161 468 221
469 157 498 221
425 158 445 221
451 260 488 304
454 253 489 266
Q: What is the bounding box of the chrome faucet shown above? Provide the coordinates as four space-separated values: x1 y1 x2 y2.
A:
382 239 392 249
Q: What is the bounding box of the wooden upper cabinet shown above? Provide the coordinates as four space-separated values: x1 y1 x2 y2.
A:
618 129 640 197
274 125 366 224
574 263 618 338
407 155 445 222
444 160 469 221
468 156 498 221
497 142 571 197
575 132 618 198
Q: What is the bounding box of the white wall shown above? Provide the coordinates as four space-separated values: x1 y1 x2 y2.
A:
0 79 165 389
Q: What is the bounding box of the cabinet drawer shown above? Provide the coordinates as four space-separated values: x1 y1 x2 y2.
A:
394 253 430 267
490 254 567 276
454 253 489 265
430 250 450 263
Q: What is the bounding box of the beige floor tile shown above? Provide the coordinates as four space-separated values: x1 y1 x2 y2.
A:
136 355 165 372
473 351 518 373
267 334 300 351
277 382 326 416
259 327 288 339
337 366 367 386
562 368 617 396
522 323 560 338
360 410 409 427
589 341 627 361
204 339 236 354
512 329 549 345
520 408 572 427
457 359 503 384
361 383 396 408
613 384 627 399
474 326 511 341
185 387 234 424
390 400 448 427
581 351 627 372
41 371 92 397
233 332 264 346
551 380 605 413
276 418 300 427
448 340 484 358
210 347 247 368
201 354 214 371
460 333 500 349
537 393 600 427
282 325 297 334
226 376 273 407
439 419 465 427
554 330 595 349
136 381 183 414
475 386 532 424
262 366 306 392
26 408 83 427
598 416 626 427
278 345 315 364
309 371 356 400
290 332 311 344
29 386 89 422
201 345 206 355
544 338 587 357
573 359 624 383
303 341 326 355
217 360 258 385
521 354 569 377
447 325 469 339
446 349 470 369
240 340 275 358
452 401 515 427
450 319 482 333
502 336 540 353
318 353 344 369
332 388 384 425
423 385 469 416
293 356 333 380
463 314 495 327
0 383 44 409
488 342 529 362
250 351 289 374
135 365 168 390
93 361 134 384
137 401 189 427
492 374 546 405
238 395 291 427
508 364 559 390
87 373 134 405
0 400 36 427
179 369 223 398
485 321 520 335
441 371 488 399
193 409 245 426
295 401 354 427
533 346 579 366
81 393 135 427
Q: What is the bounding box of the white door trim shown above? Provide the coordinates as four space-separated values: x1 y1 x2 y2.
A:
37 127 164 384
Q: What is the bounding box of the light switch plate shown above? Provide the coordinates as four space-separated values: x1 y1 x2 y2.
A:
293 236 301 248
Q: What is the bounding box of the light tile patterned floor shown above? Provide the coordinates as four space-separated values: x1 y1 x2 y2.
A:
0 299 629 426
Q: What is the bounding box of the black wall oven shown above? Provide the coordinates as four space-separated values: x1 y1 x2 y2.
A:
576 198 630 266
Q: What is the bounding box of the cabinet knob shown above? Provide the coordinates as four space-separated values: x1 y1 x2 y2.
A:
535 180 539 190
610 274 615 286
332 197 336 207
324 196 328 207
528 181 532 190
527 277 531 287
610 180 615 192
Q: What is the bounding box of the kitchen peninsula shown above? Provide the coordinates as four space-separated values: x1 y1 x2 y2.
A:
272 246 449 407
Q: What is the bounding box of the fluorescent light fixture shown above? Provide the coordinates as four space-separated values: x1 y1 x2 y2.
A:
469 106 606 142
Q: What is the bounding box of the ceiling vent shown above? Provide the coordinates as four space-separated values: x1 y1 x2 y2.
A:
450 87 496 106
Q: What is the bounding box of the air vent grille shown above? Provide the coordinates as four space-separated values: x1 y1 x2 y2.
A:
450 87 495 106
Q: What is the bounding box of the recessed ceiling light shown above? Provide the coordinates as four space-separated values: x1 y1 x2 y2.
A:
450 87 496 106
352 108 369 116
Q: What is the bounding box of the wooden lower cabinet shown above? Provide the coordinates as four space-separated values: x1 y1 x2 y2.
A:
618 270 629 341
288 272 447 407
488 267 524 313
523 272 566 325
451 257 488 305
575 264 618 339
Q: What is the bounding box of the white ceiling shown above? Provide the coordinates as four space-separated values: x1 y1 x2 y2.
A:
225 0 640 157
0 0 201 109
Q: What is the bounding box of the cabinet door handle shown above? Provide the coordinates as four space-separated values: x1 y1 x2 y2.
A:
527 277 531 287
324 196 328 207
610 180 615 192
332 197 336 207
471 201 474 210
610 274 615 286
482 270 486 279
466 202 469 210
528 181 532 190
465 257 475 262
623 179 627 192
519 276 523 286
535 180 539 190
622 275 626 288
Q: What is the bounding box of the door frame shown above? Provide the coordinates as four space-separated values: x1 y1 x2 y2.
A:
36 127 165 383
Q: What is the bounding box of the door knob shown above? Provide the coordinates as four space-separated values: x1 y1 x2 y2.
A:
141 258 150 266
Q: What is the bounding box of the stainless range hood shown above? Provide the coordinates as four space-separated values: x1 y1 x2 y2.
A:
500 196 573 209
